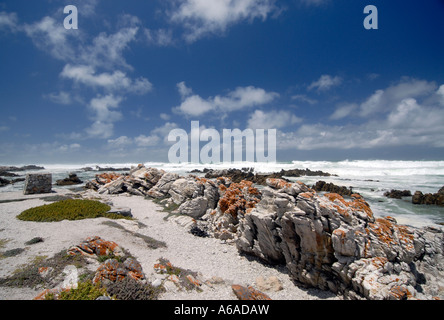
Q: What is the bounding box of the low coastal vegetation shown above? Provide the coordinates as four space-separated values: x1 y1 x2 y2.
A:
16 199 128 222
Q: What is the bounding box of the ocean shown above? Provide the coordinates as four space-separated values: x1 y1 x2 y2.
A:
1 160 443 229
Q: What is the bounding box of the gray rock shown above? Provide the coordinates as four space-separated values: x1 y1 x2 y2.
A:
23 173 52 195
178 196 208 219
147 172 179 198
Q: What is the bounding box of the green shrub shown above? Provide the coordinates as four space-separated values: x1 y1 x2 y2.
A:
17 199 120 222
57 281 108 300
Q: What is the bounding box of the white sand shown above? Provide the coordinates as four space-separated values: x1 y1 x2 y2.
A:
0 188 340 300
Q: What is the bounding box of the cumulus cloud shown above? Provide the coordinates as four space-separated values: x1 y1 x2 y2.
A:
174 82 279 116
79 26 140 70
107 122 179 149
0 11 19 32
23 16 78 61
329 103 357 120
308 74 342 92
86 95 123 139
247 110 302 129
169 0 279 42
278 81 444 151
61 64 152 94
359 78 437 116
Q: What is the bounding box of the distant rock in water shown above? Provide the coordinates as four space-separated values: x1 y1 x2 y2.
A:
412 186 444 206
0 165 45 172
384 189 412 199
56 173 83 186
0 177 11 187
200 167 334 185
312 180 356 196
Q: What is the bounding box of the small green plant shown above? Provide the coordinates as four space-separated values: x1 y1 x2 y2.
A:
25 237 44 245
0 248 25 259
57 281 108 300
16 199 126 222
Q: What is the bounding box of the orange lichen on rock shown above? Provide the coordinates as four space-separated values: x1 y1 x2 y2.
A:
232 284 272 300
323 193 374 220
217 180 260 219
267 178 292 190
389 285 412 300
68 236 122 258
299 192 315 199
96 172 122 184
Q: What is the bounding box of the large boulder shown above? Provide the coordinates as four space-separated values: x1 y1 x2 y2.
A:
168 177 203 205
23 173 52 195
147 172 179 198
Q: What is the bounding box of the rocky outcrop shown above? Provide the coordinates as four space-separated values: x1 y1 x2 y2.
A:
0 165 45 172
312 180 356 197
412 187 444 206
384 189 412 199
236 178 444 300
0 177 10 187
85 166 444 300
201 167 334 185
56 173 83 186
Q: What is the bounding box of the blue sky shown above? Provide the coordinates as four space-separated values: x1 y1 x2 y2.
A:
0 0 443 164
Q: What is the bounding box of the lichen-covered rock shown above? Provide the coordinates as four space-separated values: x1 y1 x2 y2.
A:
68 236 123 258
93 258 145 284
236 178 444 300
23 173 52 195
231 284 272 300
203 180 261 240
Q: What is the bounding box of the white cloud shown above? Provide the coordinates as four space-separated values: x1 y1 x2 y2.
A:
291 94 317 105
107 136 133 147
300 0 328 6
59 143 81 152
160 113 171 121
145 28 174 47
23 16 77 61
308 74 342 92
78 0 101 17
0 11 18 32
170 0 279 42
44 91 72 105
247 109 302 129
359 78 437 116
0 126 9 132
79 26 140 70
277 82 444 151
86 95 123 139
106 122 179 149
134 134 160 147
214 86 279 112
330 103 357 120
61 64 152 94
174 82 279 116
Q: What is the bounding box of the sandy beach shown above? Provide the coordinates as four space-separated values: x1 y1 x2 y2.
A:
0 187 340 300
